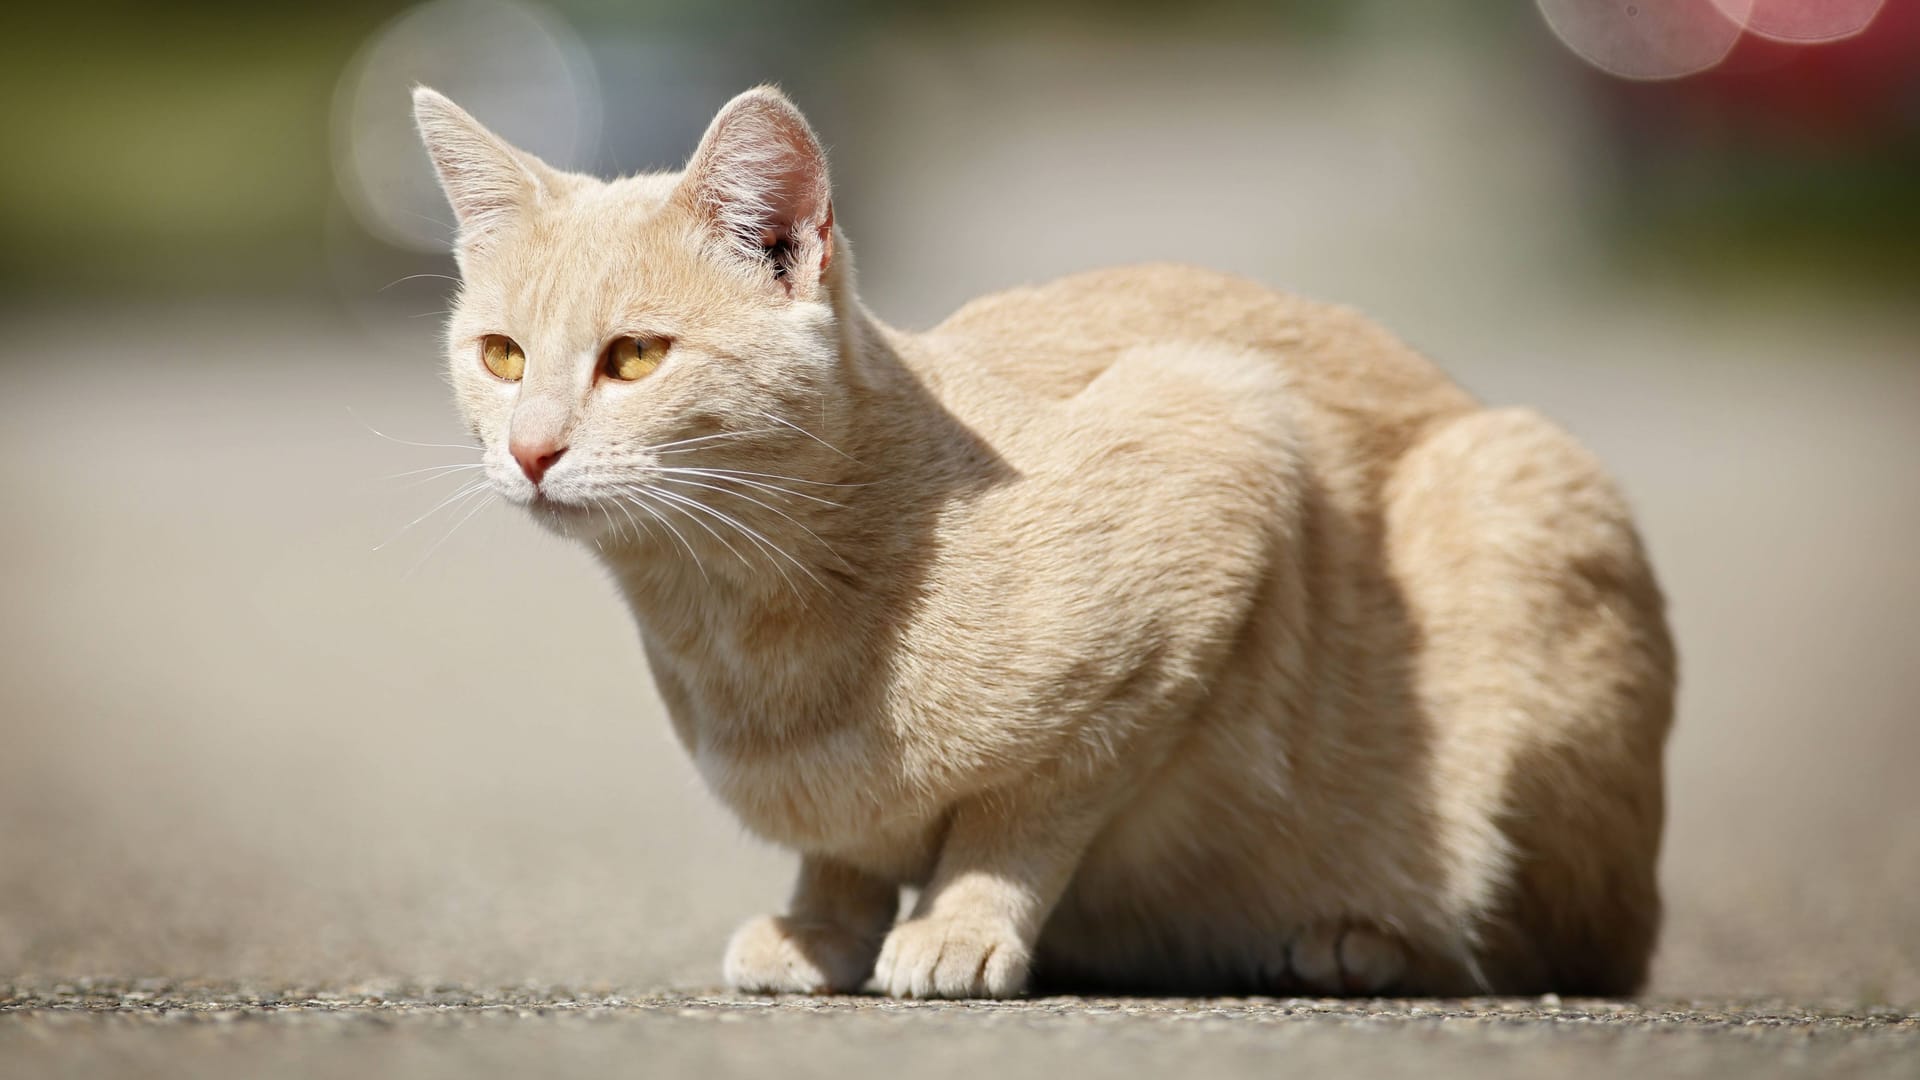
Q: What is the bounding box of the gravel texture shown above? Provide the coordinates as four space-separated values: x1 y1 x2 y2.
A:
4 982 1918 1080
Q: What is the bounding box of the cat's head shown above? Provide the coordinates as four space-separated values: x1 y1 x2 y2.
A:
413 86 855 548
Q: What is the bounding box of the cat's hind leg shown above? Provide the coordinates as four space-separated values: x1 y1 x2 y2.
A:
1285 921 1408 995
1382 406 1674 994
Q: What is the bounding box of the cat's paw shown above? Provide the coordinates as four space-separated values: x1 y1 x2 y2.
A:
873 914 1029 998
1286 922 1407 995
723 914 880 994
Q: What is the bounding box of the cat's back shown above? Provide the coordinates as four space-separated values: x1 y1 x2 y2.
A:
923 263 1477 450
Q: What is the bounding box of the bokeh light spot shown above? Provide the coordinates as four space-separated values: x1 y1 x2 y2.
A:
1709 0 1887 43
1538 0 1755 80
331 0 600 254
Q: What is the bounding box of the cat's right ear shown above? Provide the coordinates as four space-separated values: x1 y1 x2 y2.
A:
411 87 555 252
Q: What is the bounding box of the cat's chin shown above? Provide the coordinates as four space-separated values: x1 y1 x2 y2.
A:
520 493 603 541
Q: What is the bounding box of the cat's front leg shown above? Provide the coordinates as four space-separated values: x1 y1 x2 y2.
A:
724 855 898 994
874 791 1105 999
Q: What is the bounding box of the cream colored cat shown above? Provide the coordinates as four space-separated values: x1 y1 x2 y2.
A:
414 85 1675 998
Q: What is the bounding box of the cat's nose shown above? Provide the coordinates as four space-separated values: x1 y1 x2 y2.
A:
511 438 567 485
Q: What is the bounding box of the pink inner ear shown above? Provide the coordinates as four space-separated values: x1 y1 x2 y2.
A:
684 92 834 286
818 204 834 273
729 133 824 245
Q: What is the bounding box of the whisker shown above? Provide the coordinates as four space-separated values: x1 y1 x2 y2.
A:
639 483 825 593
643 428 781 455
350 407 482 454
655 465 873 489
594 502 621 550
405 488 496 578
620 489 709 585
609 493 654 546
386 462 486 481
640 487 758 574
651 475 849 568
374 478 492 551
648 428 783 453
403 207 457 233
392 469 489 493
380 272 463 292
655 468 847 509
759 410 860 463
619 484 800 600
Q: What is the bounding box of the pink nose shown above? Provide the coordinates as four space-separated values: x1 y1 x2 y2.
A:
511 439 567 485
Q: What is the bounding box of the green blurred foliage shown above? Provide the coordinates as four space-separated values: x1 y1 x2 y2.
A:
1613 144 1920 294
0 2 404 293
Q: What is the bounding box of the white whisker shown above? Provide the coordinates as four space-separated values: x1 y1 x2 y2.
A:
640 483 825 593
657 464 872 489
380 272 462 292
643 427 780 455
759 410 859 462
655 467 847 509
621 484 800 600
349 408 481 454
621 489 710 584
601 491 653 547
640 487 758 574
405 488 496 577
374 478 491 551
386 462 486 481
652 475 848 568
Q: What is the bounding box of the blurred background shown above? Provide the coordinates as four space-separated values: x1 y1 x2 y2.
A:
1 0 1916 1004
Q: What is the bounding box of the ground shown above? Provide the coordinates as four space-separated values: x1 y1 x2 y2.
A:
3 290 1918 1075
4 983 1917 1080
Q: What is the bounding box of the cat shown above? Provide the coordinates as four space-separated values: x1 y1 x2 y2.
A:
412 84 1675 998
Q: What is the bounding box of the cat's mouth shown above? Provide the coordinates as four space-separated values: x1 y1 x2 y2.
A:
526 492 591 519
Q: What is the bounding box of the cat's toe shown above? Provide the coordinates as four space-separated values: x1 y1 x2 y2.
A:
1287 921 1406 995
1335 924 1407 993
874 914 1029 998
723 914 878 994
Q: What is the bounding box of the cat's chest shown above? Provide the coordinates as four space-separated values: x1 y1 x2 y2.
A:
644 638 942 857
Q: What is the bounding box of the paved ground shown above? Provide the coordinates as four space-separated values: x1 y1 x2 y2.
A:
3 294 1916 1077
4 983 1917 1080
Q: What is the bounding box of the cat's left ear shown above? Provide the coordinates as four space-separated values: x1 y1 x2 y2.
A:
677 86 834 296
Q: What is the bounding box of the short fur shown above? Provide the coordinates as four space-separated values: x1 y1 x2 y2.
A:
414 85 1675 998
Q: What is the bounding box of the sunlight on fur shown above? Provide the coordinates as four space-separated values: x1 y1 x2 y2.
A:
412 84 1675 999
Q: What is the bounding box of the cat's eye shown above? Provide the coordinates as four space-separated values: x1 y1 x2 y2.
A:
603 336 669 382
480 334 525 381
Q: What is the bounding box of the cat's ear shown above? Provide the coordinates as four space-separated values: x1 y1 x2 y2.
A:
412 87 557 251
677 86 834 294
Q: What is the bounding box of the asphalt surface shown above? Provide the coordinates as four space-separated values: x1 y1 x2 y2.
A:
4 983 1917 1080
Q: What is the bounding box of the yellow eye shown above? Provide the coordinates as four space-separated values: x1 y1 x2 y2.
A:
603 337 668 382
480 335 525 381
